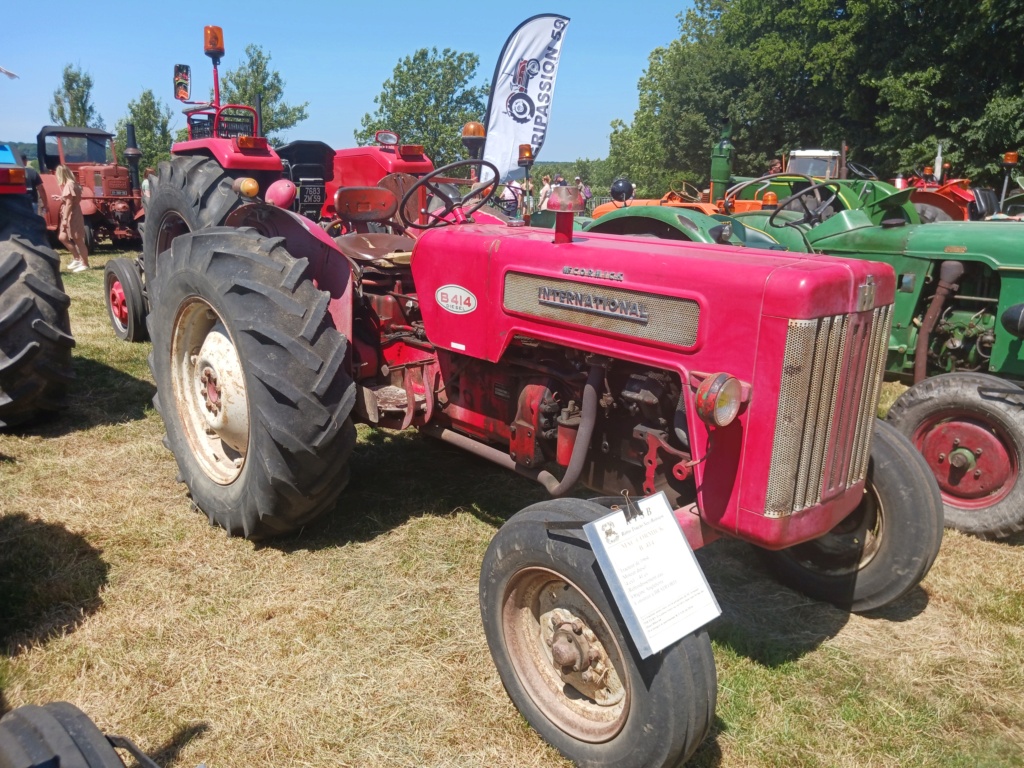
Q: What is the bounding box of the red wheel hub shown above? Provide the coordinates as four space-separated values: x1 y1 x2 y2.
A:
109 279 128 325
916 417 1017 508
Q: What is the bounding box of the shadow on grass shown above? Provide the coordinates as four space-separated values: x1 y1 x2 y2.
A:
696 538 929 667
145 721 210 767
6 357 156 438
265 427 555 553
0 513 109 653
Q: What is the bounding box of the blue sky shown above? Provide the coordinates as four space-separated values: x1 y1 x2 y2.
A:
2 1 691 161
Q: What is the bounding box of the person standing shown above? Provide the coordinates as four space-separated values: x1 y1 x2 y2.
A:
538 175 552 210
21 154 48 219
52 165 90 272
140 167 156 208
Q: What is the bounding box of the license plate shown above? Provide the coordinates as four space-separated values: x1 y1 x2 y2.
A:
108 189 129 196
300 184 324 206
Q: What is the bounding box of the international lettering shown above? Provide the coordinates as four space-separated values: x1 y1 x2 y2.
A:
538 286 650 325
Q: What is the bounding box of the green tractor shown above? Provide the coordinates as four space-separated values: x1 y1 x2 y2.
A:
0 143 74 427
588 156 1024 539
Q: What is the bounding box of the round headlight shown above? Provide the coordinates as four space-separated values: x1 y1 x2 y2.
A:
695 373 743 427
232 177 260 199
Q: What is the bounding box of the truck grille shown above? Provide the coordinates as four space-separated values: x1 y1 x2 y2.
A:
764 305 891 517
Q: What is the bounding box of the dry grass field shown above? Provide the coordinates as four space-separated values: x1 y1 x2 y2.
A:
1 249 1022 767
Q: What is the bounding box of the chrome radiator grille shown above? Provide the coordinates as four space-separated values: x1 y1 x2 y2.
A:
765 305 892 517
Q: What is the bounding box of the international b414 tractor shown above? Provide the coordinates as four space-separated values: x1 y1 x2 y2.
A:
0 143 74 428
135 29 945 768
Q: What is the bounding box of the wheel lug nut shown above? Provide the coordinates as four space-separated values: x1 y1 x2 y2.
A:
974 470 982 478
974 448 983 456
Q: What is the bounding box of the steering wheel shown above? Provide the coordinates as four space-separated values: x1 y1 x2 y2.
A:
846 161 878 180
398 159 500 230
665 180 703 203
768 181 842 229
722 172 815 213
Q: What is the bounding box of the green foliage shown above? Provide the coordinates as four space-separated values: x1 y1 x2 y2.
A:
49 64 105 129
610 0 1024 190
356 48 488 167
219 44 308 145
114 90 174 172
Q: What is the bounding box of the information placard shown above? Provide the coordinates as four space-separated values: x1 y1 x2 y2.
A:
584 492 721 657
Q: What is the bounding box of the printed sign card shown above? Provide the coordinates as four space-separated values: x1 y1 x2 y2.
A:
584 492 721 658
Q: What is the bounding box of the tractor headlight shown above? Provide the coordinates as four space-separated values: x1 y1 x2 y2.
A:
695 373 743 427
232 177 260 198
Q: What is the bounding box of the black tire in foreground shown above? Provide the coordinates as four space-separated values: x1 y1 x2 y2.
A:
760 420 944 613
103 257 148 342
0 196 75 428
143 155 243 284
0 702 124 768
887 372 1024 539
480 498 717 768
148 227 356 539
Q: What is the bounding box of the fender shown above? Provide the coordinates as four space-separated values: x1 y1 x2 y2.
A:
79 188 99 217
225 203 354 341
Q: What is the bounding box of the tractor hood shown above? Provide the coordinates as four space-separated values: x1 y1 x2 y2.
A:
812 217 1024 271
411 223 894 371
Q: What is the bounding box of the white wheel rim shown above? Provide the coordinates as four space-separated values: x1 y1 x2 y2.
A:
171 297 249 484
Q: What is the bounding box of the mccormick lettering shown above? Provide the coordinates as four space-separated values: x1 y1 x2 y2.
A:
538 287 650 325
561 266 625 281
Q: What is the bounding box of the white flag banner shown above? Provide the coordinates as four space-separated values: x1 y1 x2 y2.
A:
481 14 570 184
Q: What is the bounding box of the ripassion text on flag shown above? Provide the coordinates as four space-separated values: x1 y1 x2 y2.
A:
481 14 570 184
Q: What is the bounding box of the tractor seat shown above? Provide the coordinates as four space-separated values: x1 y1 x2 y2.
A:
333 232 415 265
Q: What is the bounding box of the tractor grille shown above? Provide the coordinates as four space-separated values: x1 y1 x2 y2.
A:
764 305 891 517
503 272 701 347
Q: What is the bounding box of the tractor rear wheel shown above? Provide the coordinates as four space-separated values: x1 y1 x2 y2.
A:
760 420 943 613
143 155 244 285
104 257 148 342
887 372 1024 539
0 196 75 428
480 498 716 768
0 702 125 768
148 227 356 539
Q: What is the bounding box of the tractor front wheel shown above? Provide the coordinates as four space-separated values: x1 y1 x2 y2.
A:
480 499 716 768
887 372 1024 539
104 257 148 342
760 420 943 613
148 227 356 538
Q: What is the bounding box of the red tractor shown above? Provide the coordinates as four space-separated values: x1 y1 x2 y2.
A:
35 125 144 250
137 28 945 768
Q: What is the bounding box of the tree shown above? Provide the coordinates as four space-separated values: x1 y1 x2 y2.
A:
356 48 488 167
219 44 308 144
49 64 104 129
608 0 1024 190
114 90 174 172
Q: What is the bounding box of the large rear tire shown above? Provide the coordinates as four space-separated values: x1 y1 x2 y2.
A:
0 702 124 768
760 420 943 613
887 372 1024 539
0 196 75 428
142 155 243 286
480 498 716 768
148 227 356 539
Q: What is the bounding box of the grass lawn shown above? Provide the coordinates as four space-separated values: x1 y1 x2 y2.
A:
1 247 1022 767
